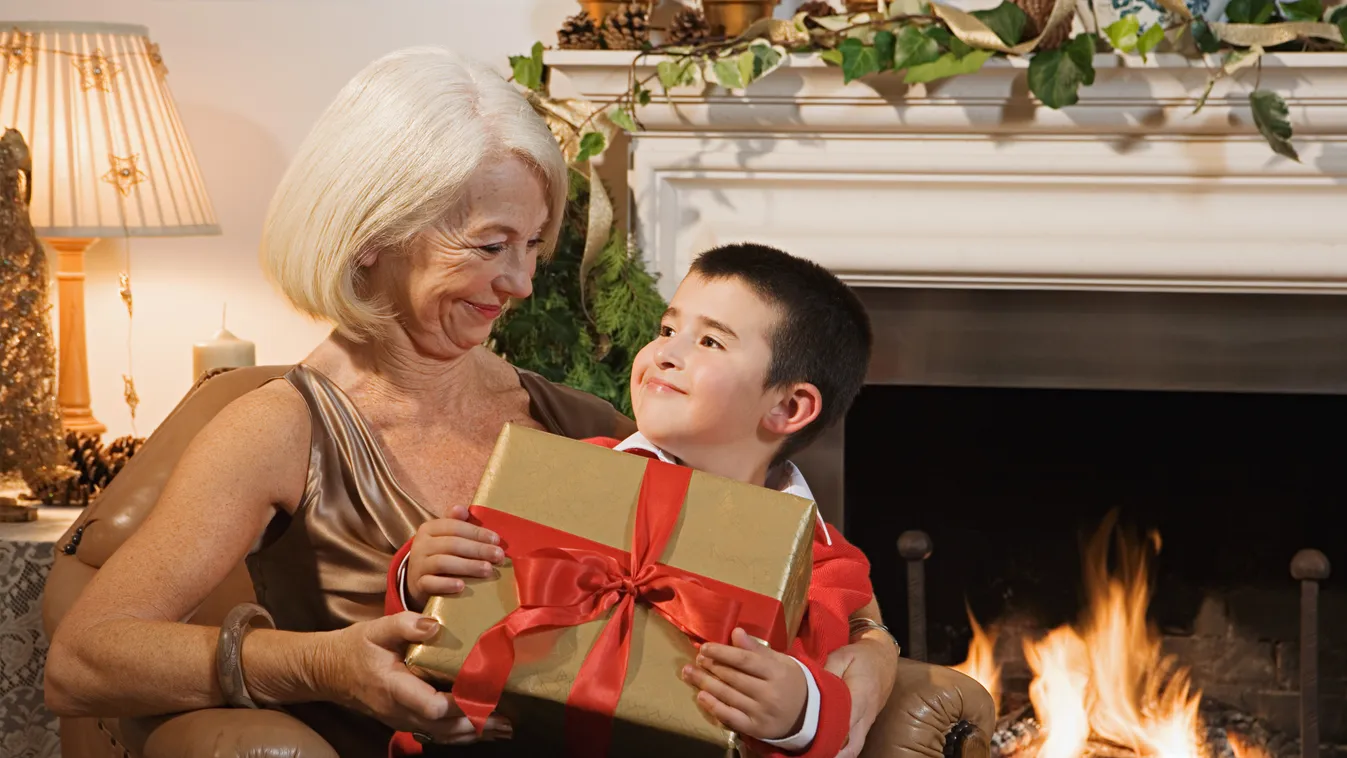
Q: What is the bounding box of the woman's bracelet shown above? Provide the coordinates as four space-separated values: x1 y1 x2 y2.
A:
849 617 901 653
217 602 276 709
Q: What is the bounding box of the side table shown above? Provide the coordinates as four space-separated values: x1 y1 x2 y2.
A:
1 499 79 758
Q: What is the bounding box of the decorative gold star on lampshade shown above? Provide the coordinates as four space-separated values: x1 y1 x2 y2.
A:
2 29 32 72
102 154 147 195
0 21 220 434
73 49 120 90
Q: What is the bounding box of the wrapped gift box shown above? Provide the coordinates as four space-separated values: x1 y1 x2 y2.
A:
406 424 817 757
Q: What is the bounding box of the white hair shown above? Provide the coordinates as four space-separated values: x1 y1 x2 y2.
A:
261 47 567 341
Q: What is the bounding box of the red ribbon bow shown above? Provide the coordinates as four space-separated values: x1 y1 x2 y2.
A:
451 458 788 758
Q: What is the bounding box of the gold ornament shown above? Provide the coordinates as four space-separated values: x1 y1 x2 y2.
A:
146 41 168 78
3 28 34 73
122 374 139 420
102 154 147 196
118 271 133 316
73 49 121 91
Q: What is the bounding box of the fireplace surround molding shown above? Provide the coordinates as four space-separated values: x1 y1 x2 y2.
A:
546 50 1347 298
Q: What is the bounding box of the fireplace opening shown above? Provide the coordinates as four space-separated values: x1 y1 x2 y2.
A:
843 384 1346 755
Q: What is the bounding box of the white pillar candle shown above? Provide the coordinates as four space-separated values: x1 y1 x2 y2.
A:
193 327 255 380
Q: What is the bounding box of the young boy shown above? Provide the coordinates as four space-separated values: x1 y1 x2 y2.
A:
386 243 878 757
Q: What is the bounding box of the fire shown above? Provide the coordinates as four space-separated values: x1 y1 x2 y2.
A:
957 513 1208 758
953 604 1002 714
1227 733 1273 758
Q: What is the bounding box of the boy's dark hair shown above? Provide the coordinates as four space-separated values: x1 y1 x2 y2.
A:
689 243 872 463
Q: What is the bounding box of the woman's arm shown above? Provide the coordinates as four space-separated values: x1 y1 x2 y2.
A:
43 382 484 741
827 600 901 758
44 382 321 715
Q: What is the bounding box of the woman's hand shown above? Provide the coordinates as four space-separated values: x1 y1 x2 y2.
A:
406 505 506 611
317 612 512 744
825 633 899 758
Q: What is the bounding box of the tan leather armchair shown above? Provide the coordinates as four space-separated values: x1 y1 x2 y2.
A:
42 365 995 758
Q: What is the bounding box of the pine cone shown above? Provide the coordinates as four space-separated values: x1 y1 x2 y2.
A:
601 3 650 50
797 1 841 17
105 435 144 480
558 10 602 49
1013 0 1074 49
667 8 712 46
34 431 147 505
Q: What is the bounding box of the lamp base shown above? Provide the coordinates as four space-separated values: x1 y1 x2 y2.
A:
46 237 107 437
60 407 107 436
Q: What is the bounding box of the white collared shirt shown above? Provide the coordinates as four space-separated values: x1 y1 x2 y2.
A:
613 431 823 751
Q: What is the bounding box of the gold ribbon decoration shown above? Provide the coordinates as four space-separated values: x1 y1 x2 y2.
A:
525 91 612 164
1212 21 1343 46
930 0 1077 55
740 17 811 47
579 162 615 305
524 90 617 308
1153 0 1196 22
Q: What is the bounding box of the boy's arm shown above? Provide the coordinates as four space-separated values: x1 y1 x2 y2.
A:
753 526 875 756
745 653 852 758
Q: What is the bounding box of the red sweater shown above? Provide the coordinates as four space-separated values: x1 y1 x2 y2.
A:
385 437 874 757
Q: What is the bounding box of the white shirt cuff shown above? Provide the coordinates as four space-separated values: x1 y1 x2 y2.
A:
757 656 819 752
397 551 413 612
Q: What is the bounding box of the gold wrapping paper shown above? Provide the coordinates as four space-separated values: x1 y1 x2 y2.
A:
406 424 817 757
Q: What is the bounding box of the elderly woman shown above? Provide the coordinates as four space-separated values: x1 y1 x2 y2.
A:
44 48 898 755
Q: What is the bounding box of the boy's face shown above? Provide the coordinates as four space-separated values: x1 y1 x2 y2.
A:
630 274 783 459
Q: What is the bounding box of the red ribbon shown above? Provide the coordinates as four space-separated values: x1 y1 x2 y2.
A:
450 458 788 758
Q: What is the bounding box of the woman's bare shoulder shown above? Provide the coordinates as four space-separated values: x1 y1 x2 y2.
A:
184 378 312 509
214 379 309 441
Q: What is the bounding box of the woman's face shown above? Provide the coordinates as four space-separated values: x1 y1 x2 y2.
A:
373 154 549 358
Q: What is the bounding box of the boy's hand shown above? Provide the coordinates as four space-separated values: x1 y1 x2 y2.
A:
406 506 505 611
681 628 808 741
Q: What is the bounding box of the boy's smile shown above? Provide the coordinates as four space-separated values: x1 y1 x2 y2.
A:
642 376 687 395
630 273 785 478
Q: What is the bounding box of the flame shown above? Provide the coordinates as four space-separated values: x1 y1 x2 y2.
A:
1228 733 1273 758
953 605 1002 714
955 513 1208 758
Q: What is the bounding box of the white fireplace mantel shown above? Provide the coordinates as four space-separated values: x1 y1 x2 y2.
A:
546 51 1347 296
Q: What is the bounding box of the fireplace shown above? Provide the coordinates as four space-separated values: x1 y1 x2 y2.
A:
546 46 1347 758
821 287 1347 757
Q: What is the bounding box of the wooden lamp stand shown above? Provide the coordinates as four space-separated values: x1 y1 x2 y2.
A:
46 237 107 436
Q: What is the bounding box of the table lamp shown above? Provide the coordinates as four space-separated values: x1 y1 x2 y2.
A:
0 21 220 434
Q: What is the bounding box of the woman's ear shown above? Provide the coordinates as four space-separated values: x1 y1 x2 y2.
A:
762 382 822 437
355 247 379 268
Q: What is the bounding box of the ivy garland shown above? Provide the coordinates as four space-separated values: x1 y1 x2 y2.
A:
511 0 1347 162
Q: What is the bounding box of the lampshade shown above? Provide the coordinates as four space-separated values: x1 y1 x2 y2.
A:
0 21 219 237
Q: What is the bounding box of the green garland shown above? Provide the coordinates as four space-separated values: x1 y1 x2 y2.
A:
488 167 664 417
511 0 1347 162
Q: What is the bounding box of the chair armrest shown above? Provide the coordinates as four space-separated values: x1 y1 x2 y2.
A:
861 658 996 758
114 708 339 758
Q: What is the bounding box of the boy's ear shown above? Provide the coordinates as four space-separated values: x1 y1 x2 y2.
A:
762 382 822 437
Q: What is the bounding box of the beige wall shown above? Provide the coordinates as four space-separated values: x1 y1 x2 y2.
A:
9 0 577 439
